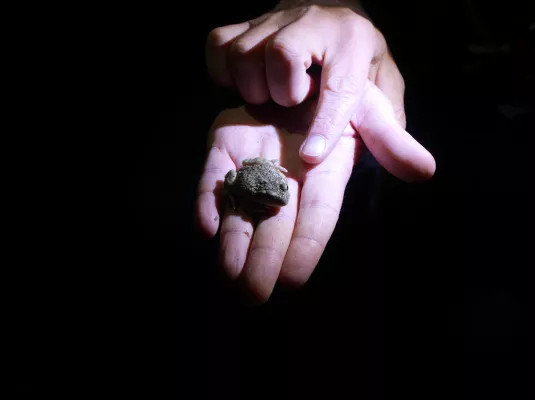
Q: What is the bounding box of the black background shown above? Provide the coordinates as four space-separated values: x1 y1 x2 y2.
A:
15 1 533 398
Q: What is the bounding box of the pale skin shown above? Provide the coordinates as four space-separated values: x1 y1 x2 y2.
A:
198 0 436 304
205 0 409 163
196 84 435 305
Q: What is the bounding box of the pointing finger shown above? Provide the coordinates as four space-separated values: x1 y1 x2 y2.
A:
299 19 381 164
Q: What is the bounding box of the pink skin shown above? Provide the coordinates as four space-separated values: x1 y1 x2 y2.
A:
196 83 435 305
206 4 407 166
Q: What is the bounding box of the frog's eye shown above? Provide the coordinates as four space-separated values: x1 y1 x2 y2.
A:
280 182 288 191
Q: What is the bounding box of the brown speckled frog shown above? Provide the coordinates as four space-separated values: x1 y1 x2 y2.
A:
224 157 290 214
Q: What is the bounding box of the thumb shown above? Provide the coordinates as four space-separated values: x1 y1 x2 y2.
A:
352 81 436 182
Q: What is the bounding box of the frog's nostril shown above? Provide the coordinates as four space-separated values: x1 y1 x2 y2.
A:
280 182 288 191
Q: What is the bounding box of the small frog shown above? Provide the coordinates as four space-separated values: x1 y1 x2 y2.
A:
224 157 290 214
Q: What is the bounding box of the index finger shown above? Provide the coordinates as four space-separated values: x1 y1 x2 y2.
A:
299 21 380 164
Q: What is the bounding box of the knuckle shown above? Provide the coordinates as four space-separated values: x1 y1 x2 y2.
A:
342 14 375 41
324 75 361 97
220 228 252 245
308 166 352 184
229 39 250 58
275 4 322 22
249 245 284 265
293 234 326 252
370 55 381 68
201 163 224 177
358 16 375 33
300 199 340 219
309 115 338 137
207 26 230 47
266 210 294 224
248 12 272 27
267 37 301 63
302 4 322 18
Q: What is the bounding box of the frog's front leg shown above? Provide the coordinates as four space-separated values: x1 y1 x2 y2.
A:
224 169 237 186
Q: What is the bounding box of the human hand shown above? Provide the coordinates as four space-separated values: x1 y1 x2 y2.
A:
196 82 435 304
206 1 408 165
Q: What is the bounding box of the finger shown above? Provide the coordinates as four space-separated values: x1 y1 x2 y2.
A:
375 52 406 128
206 22 250 87
219 209 254 281
280 136 357 287
352 81 436 182
265 24 316 107
300 19 380 164
196 144 236 238
239 179 299 305
228 19 283 104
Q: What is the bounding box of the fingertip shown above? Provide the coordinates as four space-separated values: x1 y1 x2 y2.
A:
277 267 309 290
239 285 271 308
390 147 436 183
412 151 436 182
239 273 275 307
279 237 325 290
401 135 437 182
238 249 282 306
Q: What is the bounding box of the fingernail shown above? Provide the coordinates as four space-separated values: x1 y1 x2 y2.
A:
301 135 326 157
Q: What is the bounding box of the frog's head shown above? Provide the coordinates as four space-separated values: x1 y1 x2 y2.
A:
252 178 290 208
229 161 291 211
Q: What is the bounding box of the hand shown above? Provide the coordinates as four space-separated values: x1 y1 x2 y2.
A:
206 2 407 164
196 82 435 305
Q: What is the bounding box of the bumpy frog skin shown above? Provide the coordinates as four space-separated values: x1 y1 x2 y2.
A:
224 157 290 214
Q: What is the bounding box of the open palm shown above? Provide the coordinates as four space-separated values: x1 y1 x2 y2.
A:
196 100 359 304
197 85 435 304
